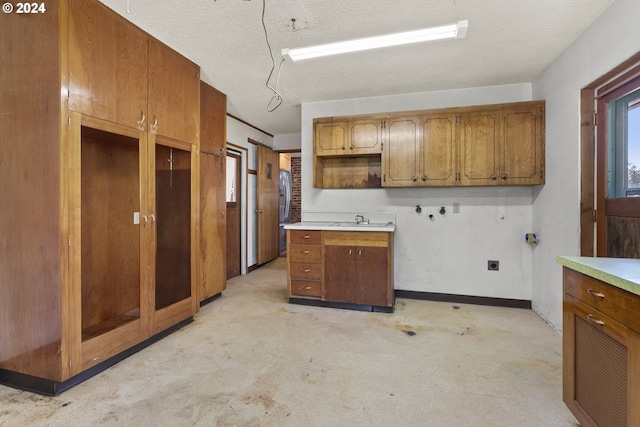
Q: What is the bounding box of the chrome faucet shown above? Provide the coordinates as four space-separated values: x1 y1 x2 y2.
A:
354 215 368 224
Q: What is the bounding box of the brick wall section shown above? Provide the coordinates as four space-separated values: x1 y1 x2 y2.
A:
291 157 302 223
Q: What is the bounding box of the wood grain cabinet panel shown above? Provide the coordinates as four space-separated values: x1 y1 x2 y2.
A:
148 39 200 145
1 0 200 395
458 110 501 186
562 267 640 427
68 0 148 129
382 116 421 187
199 82 227 303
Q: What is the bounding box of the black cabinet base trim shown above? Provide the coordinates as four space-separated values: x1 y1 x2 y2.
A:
199 293 222 307
395 290 531 309
289 298 394 313
0 317 193 396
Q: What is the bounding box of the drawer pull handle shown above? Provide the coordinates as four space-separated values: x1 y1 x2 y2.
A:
587 314 605 326
302 250 310 254
303 286 311 290
303 235 311 239
587 289 605 298
302 269 311 272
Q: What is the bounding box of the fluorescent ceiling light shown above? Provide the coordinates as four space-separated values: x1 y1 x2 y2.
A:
283 20 468 62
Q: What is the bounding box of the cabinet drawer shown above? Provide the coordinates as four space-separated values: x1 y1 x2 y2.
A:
289 245 321 263
291 280 322 297
290 262 321 280
564 268 640 332
290 230 321 245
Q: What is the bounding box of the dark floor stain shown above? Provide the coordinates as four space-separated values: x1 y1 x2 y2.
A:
61 402 71 407
452 306 460 310
402 330 416 336
457 327 471 336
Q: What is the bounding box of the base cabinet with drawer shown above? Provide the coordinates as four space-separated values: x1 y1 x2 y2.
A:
286 229 394 311
287 230 323 298
562 267 640 427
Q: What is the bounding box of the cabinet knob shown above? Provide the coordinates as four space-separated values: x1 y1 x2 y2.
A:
350 146 354 150
421 176 427 182
150 214 156 225
341 146 346 150
412 177 417 182
142 215 148 227
491 176 497 181
502 175 508 180
151 115 158 133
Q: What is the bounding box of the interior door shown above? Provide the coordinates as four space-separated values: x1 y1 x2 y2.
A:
226 152 241 279
257 145 279 265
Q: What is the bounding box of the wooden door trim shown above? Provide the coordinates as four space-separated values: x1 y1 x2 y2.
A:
605 198 640 218
581 52 640 256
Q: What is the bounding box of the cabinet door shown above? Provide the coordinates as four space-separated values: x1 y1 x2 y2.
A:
68 0 148 129
564 295 640 427
200 82 226 155
314 119 349 155
349 119 382 155
200 152 226 300
419 114 458 186
383 116 421 187
501 105 545 185
459 110 501 186
69 115 147 373
324 245 356 303
199 83 227 302
150 140 197 334
148 39 200 145
355 246 389 306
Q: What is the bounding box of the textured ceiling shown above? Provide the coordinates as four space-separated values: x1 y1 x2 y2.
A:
97 0 614 136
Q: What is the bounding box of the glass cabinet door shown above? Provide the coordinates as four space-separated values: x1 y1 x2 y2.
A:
153 142 192 311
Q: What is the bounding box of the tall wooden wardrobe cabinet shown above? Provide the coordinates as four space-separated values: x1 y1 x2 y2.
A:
1 0 200 394
199 82 228 304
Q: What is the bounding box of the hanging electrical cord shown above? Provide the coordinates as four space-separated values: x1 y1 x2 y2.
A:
261 0 285 112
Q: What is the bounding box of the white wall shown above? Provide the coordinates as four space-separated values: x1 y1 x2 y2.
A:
273 133 301 151
226 116 274 271
532 0 640 330
301 84 539 301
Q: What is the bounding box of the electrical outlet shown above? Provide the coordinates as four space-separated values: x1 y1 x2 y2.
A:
488 260 499 271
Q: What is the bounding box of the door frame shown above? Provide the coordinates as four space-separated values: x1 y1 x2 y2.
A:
580 51 640 255
227 144 248 275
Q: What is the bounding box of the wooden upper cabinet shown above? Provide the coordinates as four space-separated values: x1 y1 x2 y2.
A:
314 100 545 189
501 103 545 185
199 82 227 155
382 116 420 187
68 0 148 129
314 118 382 156
148 39 200 145
314 119 349 155
420 113 457 186
458 110 501 186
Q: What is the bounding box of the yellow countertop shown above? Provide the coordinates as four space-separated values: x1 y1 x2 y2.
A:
557 256 640 296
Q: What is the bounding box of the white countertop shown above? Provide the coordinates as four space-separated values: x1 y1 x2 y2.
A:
285 221 396 232
557 256 640 296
